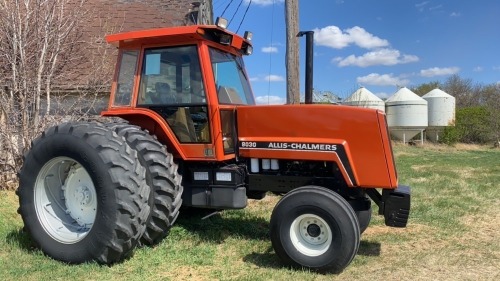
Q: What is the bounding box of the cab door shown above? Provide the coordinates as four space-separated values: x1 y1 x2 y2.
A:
206 46 255 159
136 45 210 143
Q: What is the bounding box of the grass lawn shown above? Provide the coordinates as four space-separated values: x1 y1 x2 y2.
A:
1 144 499 280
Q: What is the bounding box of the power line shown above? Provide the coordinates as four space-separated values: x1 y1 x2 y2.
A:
228 0 244 27
236 0 252 33
221 0 235 17
214 0 229 11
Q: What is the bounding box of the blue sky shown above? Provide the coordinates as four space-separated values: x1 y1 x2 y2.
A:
213 0 500 104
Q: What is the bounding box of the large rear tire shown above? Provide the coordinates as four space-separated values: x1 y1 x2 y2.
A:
270 186 360 273
18 122 150 264
109 123 183 246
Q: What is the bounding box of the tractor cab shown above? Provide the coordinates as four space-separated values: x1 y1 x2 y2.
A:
103 22 254 161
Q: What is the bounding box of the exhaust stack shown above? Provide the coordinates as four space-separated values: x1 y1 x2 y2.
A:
298 31 314 104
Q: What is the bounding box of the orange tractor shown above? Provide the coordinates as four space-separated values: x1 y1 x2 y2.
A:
18 19 410 272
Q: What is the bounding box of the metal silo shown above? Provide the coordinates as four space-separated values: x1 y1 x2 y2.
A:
422 88 456 142
386 87 428 143
343 87 385 112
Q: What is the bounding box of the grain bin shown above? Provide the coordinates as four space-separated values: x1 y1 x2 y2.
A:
422 88 456 142
343 87 385 112
386 87 428 143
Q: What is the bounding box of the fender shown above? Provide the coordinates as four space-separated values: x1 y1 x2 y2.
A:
101 108 214 161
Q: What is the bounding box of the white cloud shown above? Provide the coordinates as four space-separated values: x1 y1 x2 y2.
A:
261 46 278 53
264 74 285 82
375 92 391 99
429 5 443 11
265 75 285 82
450 12 461 17
255 95 285 105
337 48 419 67
493 66 500 71
415 1 429 12
420 67 460 77
313 26 389 49
473 66 483 72
357 73 410 86
249 74 285 82
245 0 283 6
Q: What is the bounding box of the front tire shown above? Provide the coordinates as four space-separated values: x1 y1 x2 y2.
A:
18 122 150 264
356 207 372 234
270 186 360 273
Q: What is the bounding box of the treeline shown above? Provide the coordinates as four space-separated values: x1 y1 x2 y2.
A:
411 75 499 145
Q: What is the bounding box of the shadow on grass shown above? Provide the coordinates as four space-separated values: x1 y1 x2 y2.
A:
5 228 136 266
177 208 381 253
357 240 381 256
5 228 37 253
175 208 270 243
242 246 283 270
242 240 381 271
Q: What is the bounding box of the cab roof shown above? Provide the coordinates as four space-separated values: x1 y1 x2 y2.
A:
105 25 250 51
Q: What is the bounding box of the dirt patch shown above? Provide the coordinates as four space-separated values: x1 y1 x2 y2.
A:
411 164 435 171
393 150 419 157
453 143 488 151
459 203 500 245
412 177 430 183
246 194 280 214
452 167 481 179
364 223 433 237
159 265 214 281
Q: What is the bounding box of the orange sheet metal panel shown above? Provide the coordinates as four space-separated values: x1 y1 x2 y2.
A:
102 108 217 161
236 104 398 189
106 25 201 47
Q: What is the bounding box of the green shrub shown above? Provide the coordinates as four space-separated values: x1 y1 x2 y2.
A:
439 126 460 145
455 106 492 144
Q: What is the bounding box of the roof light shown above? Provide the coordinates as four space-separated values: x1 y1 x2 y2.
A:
219 33 232 45
243 31 253 41
244 45 253 55
215 17 228 29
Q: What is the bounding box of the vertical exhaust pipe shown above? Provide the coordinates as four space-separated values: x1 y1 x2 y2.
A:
298 31 314 104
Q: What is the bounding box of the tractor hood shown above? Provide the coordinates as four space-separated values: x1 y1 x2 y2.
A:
236 104 398 189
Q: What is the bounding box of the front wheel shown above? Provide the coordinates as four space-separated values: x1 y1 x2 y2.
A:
270 186 360 273
356 207 372 234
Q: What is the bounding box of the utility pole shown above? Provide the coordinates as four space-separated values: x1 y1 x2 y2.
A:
285 0 300 104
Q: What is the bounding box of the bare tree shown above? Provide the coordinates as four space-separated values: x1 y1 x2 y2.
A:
411 81 441 97
481 84 500 142
442 74 484 108
0 0 87 183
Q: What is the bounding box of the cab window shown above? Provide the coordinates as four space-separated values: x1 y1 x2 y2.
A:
137 45 210 144
113 50 139 106
209 47 255 105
